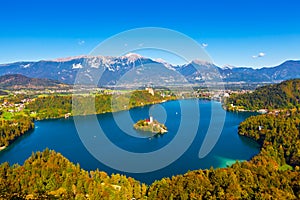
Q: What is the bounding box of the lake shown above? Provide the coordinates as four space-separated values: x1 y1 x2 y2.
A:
0 99 259 184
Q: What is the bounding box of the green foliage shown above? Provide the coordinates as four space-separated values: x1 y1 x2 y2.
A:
26 95 73 119
0 149 147 199
0 117 34 147
239 109 300 167
2 112 13 120
27 90 173 120
226 79 300 110
147 162 300 199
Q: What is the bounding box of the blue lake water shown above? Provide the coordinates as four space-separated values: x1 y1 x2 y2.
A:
0 99 260 184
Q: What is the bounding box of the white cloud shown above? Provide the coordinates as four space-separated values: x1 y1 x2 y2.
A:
138 43 144 47
202 43 208 48
252 52 266 58
78 40 85 45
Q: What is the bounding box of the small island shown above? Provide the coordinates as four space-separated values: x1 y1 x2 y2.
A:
133 116 167 134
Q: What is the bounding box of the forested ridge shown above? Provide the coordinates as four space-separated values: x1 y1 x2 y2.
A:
27 90 173 120
0 149 147 199
239 109 300 167
0 81 300 199
226 79 300 110
0 74 70 90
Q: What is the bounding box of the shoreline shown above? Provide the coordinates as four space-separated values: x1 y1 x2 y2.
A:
0 98 262 185
34 98 178 121
0 98 176 150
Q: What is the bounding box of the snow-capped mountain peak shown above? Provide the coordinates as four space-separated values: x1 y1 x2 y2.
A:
52 55 88 62
190 59 213 66
154 58 166 63
122 53 144 62
221 64 236 70
154 58 175 71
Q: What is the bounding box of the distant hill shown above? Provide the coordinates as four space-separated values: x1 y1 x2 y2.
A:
0 54 299 86
0 90 8 95
227 79 300 110
0 74 70 90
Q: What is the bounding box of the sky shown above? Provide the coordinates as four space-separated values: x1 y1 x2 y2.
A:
1 0 300 68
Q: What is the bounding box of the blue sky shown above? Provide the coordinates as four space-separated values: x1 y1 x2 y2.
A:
1 0 300 68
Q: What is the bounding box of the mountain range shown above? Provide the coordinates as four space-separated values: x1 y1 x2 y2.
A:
0 53 299 87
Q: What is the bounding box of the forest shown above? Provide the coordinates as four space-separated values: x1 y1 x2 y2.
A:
26 90 174 120
0 149 147 199
0 81 299 199
0 116 34 147
226 79 300 111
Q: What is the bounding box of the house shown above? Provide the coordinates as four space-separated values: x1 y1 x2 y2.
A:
64 113 71 119
258 109 268 114
145 87 155 96
223 93 230 98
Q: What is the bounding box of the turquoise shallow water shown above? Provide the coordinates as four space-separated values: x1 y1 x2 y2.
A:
0 99 260 184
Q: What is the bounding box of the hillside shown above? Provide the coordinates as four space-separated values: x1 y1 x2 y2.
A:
226 79 300 110
0 74 70 90
0 149 147 199
0 90 8 95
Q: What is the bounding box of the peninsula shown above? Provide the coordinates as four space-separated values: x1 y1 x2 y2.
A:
133 116 167 134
